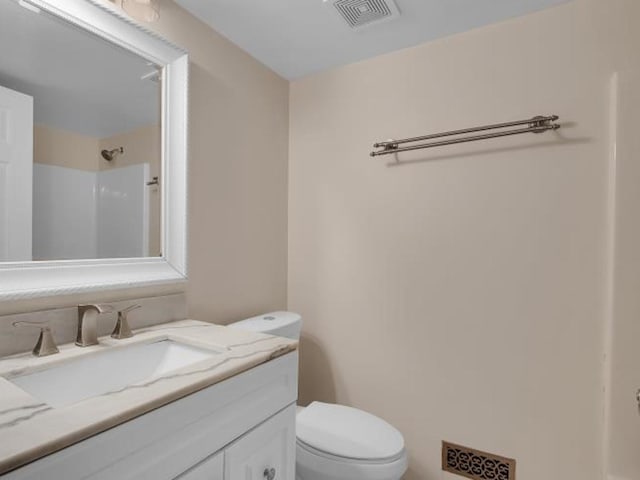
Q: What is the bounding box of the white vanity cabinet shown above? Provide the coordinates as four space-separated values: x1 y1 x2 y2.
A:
3 353 298 480
176 453 224 480
179 405 296 480
224 406 296 480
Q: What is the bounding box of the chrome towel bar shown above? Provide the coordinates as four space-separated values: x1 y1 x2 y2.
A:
370 115 561 157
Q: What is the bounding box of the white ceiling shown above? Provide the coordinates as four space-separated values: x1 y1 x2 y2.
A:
0 0 159 138
176 0 571 80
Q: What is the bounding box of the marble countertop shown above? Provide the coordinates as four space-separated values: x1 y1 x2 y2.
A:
0 320 298 475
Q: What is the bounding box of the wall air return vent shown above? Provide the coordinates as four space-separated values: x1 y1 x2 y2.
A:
332 0 400 30
442 441 516 480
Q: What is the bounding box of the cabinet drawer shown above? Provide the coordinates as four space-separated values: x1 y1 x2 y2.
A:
175 452 223 480
225 405 296 480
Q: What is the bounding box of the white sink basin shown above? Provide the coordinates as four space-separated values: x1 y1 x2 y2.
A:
9 340 218 408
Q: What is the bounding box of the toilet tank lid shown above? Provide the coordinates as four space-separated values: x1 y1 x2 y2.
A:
229 311 301 333
297 402 405 461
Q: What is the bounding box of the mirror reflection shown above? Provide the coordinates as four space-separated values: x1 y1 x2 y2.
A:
0 0 161 262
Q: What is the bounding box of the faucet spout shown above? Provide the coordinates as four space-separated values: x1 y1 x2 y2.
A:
76 304 114 347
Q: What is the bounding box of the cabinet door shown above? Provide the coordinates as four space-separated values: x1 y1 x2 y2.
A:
175 452 223 480
224 405 296 480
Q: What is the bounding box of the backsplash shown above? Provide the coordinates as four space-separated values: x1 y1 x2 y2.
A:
0 294 187 357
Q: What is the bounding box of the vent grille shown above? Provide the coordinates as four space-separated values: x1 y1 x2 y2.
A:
442 442 516 480
332 0 400 29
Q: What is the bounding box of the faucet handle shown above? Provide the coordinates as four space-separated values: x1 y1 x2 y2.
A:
111 304 140 340
120 304 141 315
13 321 60 357
78 304 114 315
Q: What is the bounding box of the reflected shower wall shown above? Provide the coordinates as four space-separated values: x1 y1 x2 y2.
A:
30 122 160 261
99 124 161 257
33 164 97 260
33 163 150 260
97 163 149 258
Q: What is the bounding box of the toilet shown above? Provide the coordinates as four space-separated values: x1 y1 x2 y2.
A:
229 312 408 480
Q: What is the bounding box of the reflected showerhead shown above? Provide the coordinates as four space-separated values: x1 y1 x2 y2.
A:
101 147 123 162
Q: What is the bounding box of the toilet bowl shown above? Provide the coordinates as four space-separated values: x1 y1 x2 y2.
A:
228 312 408 480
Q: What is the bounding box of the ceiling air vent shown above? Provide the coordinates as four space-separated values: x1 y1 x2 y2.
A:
332 0 400 30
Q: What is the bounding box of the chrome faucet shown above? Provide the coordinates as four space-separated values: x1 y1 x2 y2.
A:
76 304 114 347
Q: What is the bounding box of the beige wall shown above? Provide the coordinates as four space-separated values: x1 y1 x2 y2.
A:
100 125 162 256
288 1 640 479
147 1 290 322
34 124 100 171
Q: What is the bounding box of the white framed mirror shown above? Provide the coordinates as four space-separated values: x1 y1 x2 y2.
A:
0 0 188 300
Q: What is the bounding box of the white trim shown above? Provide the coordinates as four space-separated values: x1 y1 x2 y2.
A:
0 0 189 301
602 72 618 480
142 163 150 258
162 55 189 277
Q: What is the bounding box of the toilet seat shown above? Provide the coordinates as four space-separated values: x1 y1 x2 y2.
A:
295 402 408 480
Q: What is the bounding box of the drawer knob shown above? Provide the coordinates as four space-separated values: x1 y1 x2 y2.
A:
263 467 276 480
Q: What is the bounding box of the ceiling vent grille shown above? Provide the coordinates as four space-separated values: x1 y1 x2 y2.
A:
332 0 400 29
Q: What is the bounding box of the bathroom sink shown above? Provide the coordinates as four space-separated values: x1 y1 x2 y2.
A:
9 340 218 408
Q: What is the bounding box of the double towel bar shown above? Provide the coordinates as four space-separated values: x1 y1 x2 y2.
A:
370 115 561 157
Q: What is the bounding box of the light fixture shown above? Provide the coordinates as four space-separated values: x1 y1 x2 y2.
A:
120 0 160 23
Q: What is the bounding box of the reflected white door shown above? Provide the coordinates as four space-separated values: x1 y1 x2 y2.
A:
0 85 33 261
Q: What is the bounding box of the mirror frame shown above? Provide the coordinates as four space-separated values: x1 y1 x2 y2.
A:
0 0 188 301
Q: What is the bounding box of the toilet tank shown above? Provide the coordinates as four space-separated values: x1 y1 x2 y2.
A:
228 311 302 340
